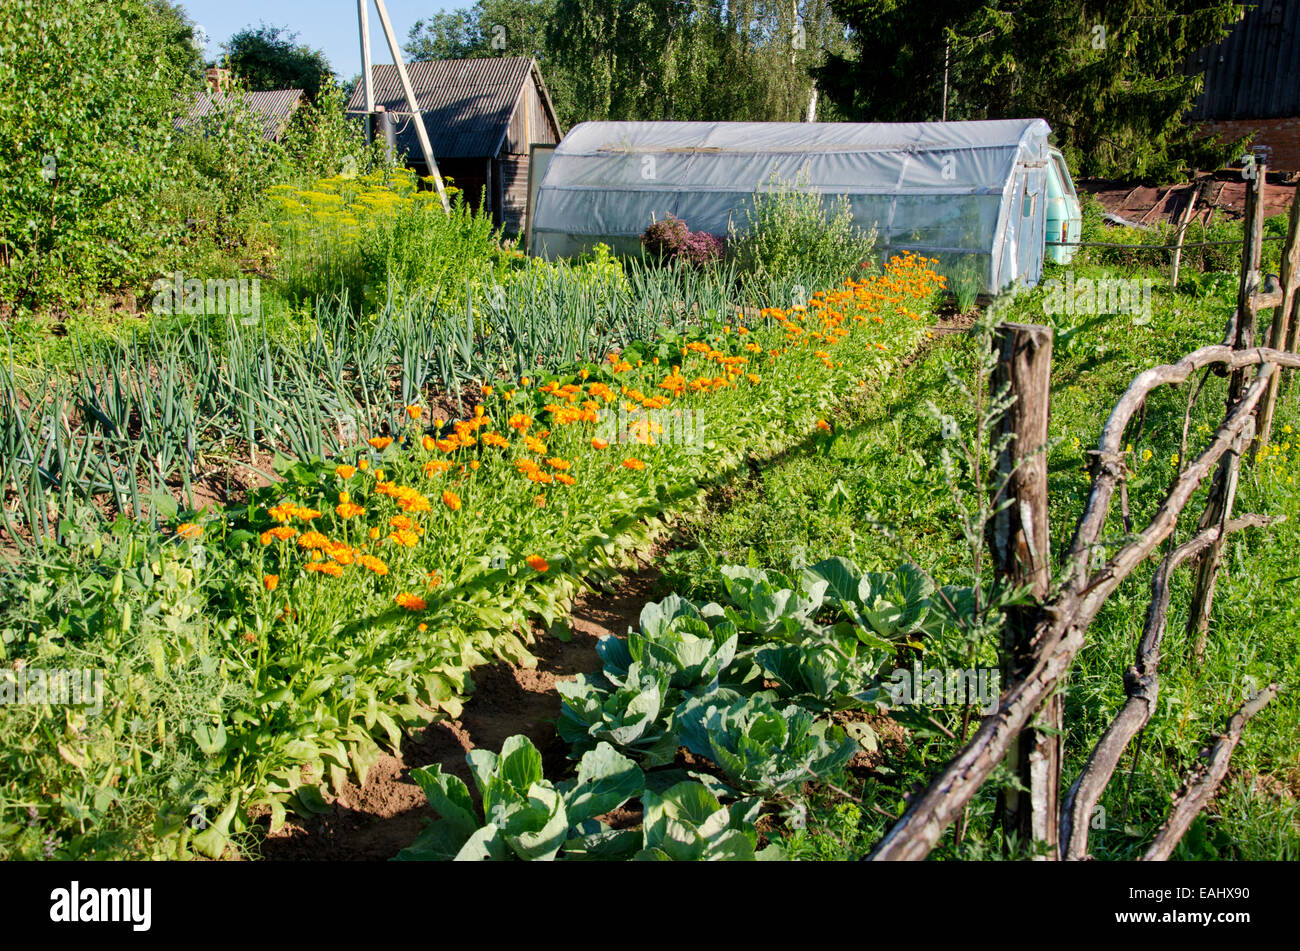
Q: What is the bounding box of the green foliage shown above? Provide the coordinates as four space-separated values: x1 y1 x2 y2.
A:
822 0 1246 179
0 0 198 311
0 513 239 859
728 174 878 285
397 738 644 861
676 694 858 797
221 24 334 101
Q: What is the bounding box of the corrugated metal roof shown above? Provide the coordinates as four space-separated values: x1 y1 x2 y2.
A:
175 89 304 141
1188 0 1300 119
345 57 535 159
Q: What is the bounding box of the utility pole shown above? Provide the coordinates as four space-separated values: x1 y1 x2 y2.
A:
358 0 374 142
360 0 450 213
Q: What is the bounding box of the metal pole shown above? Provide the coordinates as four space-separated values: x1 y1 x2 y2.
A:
358 0 374 143
942 40 950 121
373 0 450 213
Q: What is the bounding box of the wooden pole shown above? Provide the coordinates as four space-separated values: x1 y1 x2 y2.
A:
1186 166 1266 655
1254 196 1300 454
372 0 450 213
358 0 374 140
988 322 1058 858
1169 180 1202 291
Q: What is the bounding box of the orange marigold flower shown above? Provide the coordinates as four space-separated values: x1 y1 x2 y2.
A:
368 436 393 450
357 554 388 575
305 562 344 577
422 435 437 451
265 526 298 542
545 457 571 471
482 432 509 448
622 458 646 470
389 529 420 547
426 571 442 589
177 522 203 539
389 515 413 529
263 574 279 591
817 419 831 432
508 413 532 431
424 460 451 475
591 437 609 450
298 531 329 550
358 458 369 471
418 623 428 632
555 473 576 486
336 464 356 479
526 554 549 572
268 503 296 523
336 502 365 519
442 490 462 511
395 592 427 611
406 405 423 420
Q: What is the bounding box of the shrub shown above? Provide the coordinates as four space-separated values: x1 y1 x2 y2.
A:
642 214 725 267
728 172 877 284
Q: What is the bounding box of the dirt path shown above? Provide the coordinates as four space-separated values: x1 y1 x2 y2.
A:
258 549 666 861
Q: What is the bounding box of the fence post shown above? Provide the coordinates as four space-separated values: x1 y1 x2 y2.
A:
988 322 1058 858
1254 196 1300 453
1187 165 1267 654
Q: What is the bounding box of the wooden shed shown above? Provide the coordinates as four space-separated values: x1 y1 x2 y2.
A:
345 57 564 234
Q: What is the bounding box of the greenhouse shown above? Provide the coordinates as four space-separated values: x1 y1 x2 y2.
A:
529 118 1059 295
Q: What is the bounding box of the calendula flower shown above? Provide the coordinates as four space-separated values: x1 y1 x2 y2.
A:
470 460 480 470
389 529 420 547
442 490 462 511
622 458 646 470
263 574 279 591
177 522 203 539
357 554 388 575
422 435 437 451
336 464 356 479
368 527 381 540
424 460 452 475
406 405 423 420
545 457 571 471
262 526 298 544
591 437 609 450
817 419 831 432
482 384 494 396
305 562 344 577
368 436 393 450
418 623 428 632
358 459 369 471
555 473 576 486
426 571 442 589
298 531 330 550
521 376 531 386
526 554 549 572
336 501 365 518
395 592 427 611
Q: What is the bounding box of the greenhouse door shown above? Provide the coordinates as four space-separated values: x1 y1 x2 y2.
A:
1016 169 1045 288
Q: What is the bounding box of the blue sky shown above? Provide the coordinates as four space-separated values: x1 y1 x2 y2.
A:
178 1 458 82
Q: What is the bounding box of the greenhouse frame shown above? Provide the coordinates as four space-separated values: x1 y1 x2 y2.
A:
529 119 1058 295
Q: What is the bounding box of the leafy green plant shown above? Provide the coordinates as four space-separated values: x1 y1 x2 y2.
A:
397 737 644 861
728 171 877 286
676 695 857 798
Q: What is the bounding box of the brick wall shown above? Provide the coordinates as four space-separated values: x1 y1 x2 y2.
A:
1199 117 1300 172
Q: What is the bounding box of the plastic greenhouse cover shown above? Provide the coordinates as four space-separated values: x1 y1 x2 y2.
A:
530 118 1053 294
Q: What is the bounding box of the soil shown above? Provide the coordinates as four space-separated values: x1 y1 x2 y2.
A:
256 547 668 861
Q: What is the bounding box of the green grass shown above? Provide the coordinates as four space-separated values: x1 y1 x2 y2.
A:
664 259 1300 860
